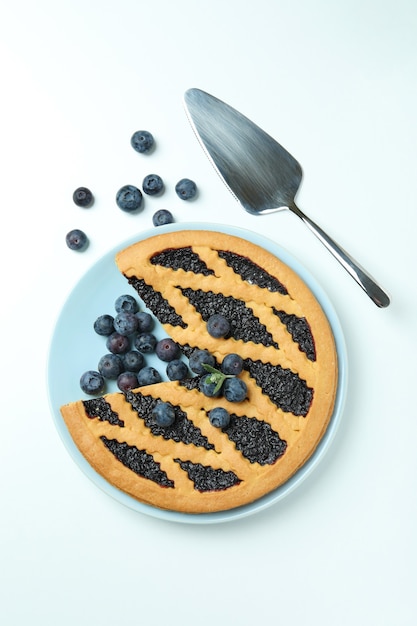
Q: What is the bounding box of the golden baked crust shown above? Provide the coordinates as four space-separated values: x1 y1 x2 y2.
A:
60 230 338 514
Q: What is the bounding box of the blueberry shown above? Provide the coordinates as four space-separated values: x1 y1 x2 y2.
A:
66 229 88 251
208 407 230 429
223 377 247 402
80 370 105 395
131 130 154 154
189 349 215 375
113 311 139 336
106 332 130 354
136 311 154 333
166 359 189 381
152 401 176 427
155 338 180 362
116 185 143 212
221 353 243 376
115 294 139 314
122 350 145 372
134 332 157 354
117 371 139 392
207 314 230 338
142 174 164 196
73 187 93 207
98 353 124 379
93 314 115 336
152 209 174 227
137 366 162 386
199 374 222 398
175 178 197 200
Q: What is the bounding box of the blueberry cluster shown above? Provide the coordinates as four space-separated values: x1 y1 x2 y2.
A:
80 295 248 432
197 354 248 403
80 293 189 395
66 129 197 251
186 347 248 420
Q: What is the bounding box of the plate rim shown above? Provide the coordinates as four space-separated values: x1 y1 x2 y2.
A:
47 222 348 524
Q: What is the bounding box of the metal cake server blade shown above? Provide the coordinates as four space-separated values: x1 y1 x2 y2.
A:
184 88 390 308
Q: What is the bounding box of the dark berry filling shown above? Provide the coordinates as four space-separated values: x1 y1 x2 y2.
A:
224 414 287 465
84 397 124 426
101 437 174 487
128 277 187 328
244 359 313 416
125 390 214 450
179 287 278 349
174 459 241 492
273 309 316 361
151 247 214 275
217 250 288 294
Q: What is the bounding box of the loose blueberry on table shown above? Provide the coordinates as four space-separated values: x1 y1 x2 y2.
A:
175 178 197 200
142 174 164 196
66 229 88 251
116 185 143 212
152 209 174 227
130 130 154 154
72 187 94 208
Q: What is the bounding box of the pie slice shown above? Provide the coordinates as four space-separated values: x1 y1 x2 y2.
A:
60 230 338 514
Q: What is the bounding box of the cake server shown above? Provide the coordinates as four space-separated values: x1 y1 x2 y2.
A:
183 88 390 308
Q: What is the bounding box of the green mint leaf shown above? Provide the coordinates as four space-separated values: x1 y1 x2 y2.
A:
213 379 224 394
202 363 219 374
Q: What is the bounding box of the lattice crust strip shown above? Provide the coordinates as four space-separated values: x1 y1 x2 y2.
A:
60 230 337 514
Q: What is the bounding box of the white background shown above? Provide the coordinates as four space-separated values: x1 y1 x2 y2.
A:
1 1 416 624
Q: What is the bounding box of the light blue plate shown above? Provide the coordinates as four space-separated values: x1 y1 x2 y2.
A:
47 223 348 524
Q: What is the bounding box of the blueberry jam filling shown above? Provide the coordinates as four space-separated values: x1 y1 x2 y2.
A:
244 359 313 416
224 414 287 465
179 287 279 348
128 277 187 328
151 247 215 276
101 437 174 487
178 375 201 391
273 309 316 361
217 250 288 295
83 397 124 426
124 390 214 450
174 459 241 492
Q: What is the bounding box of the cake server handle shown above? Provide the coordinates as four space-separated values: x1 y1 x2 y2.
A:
289 202 391 308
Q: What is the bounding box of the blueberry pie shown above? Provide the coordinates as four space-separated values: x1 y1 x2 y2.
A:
60 230 337 514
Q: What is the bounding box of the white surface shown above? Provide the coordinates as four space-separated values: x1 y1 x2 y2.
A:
0 1 416 624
